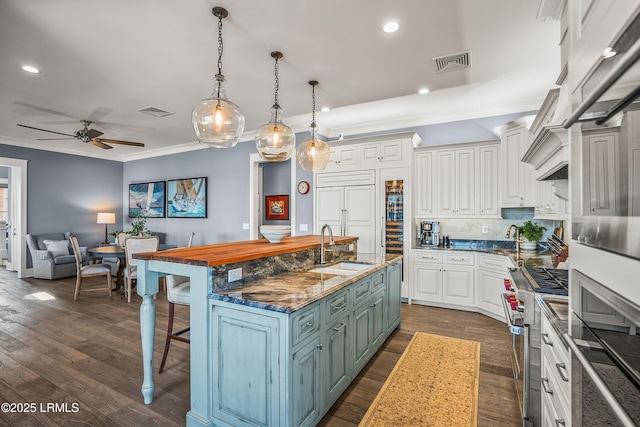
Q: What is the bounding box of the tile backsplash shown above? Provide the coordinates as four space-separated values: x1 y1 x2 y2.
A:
416 208 561 244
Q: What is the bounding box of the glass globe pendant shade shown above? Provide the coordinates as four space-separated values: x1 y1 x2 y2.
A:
255 104 296 161
296 126 330 172
192 74 245 148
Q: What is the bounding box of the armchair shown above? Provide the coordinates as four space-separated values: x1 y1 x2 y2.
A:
26 232 87 279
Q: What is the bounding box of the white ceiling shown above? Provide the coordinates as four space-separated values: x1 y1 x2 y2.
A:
0 0 560 162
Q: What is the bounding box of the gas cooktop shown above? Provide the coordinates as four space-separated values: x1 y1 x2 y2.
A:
523 267 568 296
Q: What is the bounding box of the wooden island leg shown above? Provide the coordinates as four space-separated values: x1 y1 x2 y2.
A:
137 261 159 404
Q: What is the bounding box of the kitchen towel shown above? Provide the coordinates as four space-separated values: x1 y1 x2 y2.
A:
359 332 480 427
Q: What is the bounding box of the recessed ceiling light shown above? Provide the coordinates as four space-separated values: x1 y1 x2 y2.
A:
321 107 330 113
602 47 616 58
383 21 399 33
21 65 41 74
418 88 430 95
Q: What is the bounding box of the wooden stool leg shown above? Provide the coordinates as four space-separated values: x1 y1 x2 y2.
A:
159 302 175 374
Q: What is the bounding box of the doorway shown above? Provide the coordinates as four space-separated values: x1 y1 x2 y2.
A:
0 157 27 278
249 153 297 240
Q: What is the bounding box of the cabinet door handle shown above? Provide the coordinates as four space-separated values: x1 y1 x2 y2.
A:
541 333 553 346
556 362 569 382
541 377 553 395
333 322 346 332
332 302 347 311
554 419 566 427
316 343 323 350
370 302 377 307
305 320 314 327
421 256 436 260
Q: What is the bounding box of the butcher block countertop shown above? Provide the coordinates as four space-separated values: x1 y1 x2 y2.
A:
133 235 358 267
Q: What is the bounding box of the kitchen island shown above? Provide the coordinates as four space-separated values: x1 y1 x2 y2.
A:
134 235 402 427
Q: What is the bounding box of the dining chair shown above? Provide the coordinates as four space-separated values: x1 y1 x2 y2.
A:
124 236 159 303
159 233 194 373
70 235 112 301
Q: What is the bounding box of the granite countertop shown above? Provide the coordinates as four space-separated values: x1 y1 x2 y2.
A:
412 239 554 268
210 253 402 314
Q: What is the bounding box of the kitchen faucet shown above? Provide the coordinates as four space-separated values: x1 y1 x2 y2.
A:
320 224 335 264
506 224 520 252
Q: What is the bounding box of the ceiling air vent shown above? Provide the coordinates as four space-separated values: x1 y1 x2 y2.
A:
137 106 174 118
433 50 471 73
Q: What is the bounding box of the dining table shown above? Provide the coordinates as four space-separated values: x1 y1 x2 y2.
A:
87 243 176 290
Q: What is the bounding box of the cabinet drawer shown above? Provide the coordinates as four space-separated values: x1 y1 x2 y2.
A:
478 254 513 270
353 278 372 306
443 252 475 266
371 271 385 293
542 350 570 420
325 288 350 325
291 304 320 347
412 250 443 263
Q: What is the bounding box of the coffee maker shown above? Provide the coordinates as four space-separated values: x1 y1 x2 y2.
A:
419 221 440 247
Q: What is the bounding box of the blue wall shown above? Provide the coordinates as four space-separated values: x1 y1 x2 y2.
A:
1 144 123 266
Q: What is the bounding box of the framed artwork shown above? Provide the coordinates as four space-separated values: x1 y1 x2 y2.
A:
129 181 166 218
265 195 289 220
166 177 207 218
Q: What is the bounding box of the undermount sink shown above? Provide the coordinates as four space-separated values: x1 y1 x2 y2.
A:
309 262 373 276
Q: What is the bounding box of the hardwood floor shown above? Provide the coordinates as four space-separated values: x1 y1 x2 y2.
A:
0 267 521 426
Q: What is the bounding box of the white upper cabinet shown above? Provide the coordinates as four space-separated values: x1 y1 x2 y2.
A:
325 145 358 171
584 131 619 216
478 145 500 217
500 125 535 208
415 151 433 216
414 141 500 219
360 140 404 164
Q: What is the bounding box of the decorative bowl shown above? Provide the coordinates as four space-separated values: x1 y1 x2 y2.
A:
260 225 291 243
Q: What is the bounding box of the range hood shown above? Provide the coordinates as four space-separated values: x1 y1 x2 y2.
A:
522 88 570 200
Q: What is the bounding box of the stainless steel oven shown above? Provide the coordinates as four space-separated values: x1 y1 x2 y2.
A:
567 9 640 262
566 270 640 426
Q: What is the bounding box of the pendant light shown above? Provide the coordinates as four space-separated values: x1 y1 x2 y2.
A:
255 52 296 161
296 80 330 171
191 7 245 148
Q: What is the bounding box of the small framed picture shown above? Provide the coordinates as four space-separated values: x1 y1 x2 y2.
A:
129 181 166 218
265 195 289 220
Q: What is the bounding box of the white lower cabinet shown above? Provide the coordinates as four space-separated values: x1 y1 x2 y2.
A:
209 261 402 427
540 314 570 427
476 254 514 321
411 250 475 307
410 250 514 322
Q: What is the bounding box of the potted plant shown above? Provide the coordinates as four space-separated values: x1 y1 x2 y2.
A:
516 220 546 251
128 214 152 237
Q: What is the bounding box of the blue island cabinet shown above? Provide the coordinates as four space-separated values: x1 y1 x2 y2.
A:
136 255 402 427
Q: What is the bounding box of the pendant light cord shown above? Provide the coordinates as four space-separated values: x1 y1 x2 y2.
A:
217 16 224 76
274 55 280 107
310 82 317 140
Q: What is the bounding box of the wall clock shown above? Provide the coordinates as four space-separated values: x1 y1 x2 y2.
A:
297 180 310 194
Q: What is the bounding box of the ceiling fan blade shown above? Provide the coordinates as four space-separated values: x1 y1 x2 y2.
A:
17 124 75 137
37 138 76 140
86 129 104 139
98 138 145 147
90 140 113 150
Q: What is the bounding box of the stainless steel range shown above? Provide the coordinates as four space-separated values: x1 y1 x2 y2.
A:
501 266 569 426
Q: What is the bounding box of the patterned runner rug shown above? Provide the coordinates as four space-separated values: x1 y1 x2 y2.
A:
359 332 481 426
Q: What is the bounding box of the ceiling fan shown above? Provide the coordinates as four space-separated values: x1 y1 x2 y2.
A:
17 120 145 150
